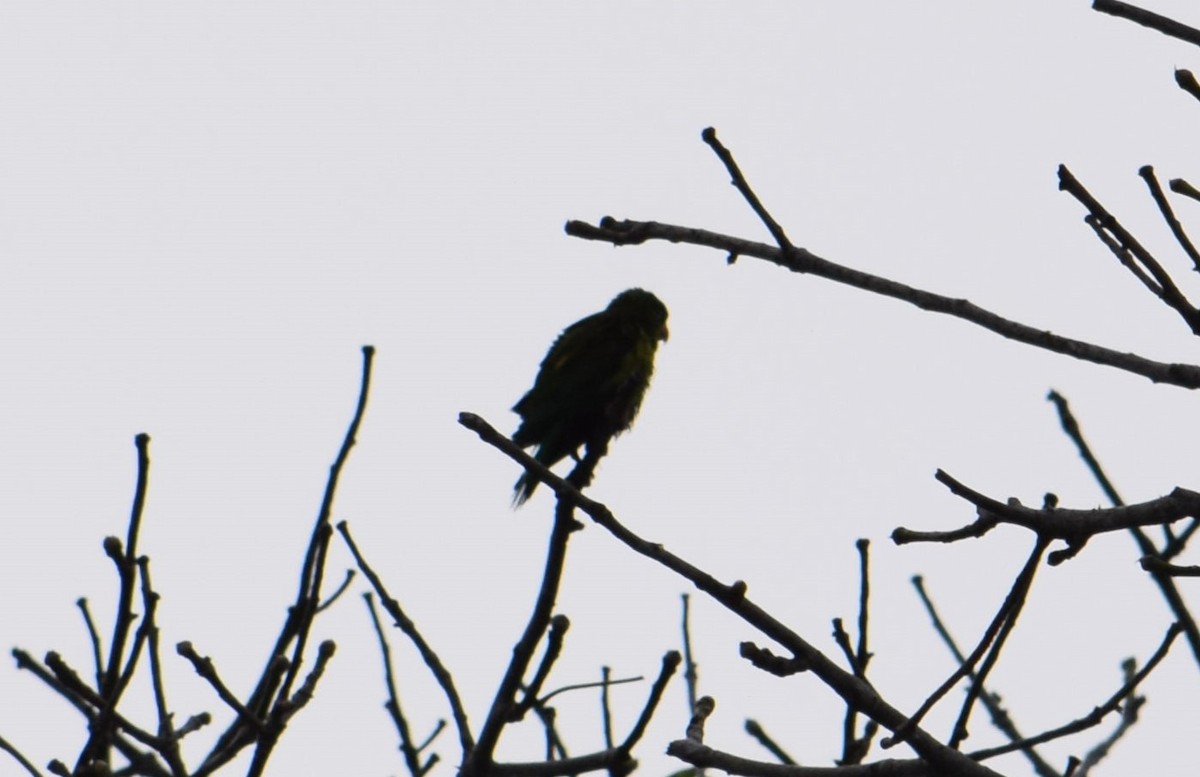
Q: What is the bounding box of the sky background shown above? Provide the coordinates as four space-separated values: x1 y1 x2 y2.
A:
3 2 1200 775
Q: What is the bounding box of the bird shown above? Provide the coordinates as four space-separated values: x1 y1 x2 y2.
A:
511 288 669 506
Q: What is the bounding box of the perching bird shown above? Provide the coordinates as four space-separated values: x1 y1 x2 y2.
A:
511 288 669 505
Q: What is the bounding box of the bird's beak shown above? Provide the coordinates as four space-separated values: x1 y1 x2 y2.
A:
660 324 670 342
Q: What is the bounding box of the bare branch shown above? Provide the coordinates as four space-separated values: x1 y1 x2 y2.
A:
1092 0 1200 47
1058 164 1200 331
969 623 1181 761
363 592 427 777
1047 390 1200 664
460 412 1005 777
898 471 1199 550
1139 165 1200 273
681 594 700 714
564 218 1200 389
0 735 43 777
75 598 104 690
744 720 798 766
701 126 793 250
338 523 474 759
912 577 1060 777
1141 556 1200 576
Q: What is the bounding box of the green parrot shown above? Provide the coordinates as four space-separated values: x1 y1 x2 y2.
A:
511 288 669 505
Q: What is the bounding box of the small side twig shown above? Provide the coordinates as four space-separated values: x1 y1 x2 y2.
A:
701 127 793 250
514 615 571 721
743 720 797 766
1058 165 1200 333
137 558 188 776
0 735 43 777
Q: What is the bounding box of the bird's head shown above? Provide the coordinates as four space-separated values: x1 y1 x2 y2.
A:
609 288 669 342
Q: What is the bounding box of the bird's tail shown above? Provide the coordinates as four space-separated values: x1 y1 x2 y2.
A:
512 471 538 507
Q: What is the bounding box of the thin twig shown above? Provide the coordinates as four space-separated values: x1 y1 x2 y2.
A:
338 523 474 758
75 598 104 690
540 675 643 704
701 127 793 249
1046 391 1122 506
364 592 425 777
137 558 188 777
1139 165 1200 273
317 569 357 614
76 433 152 773
1059 165 1200 332
516 615 570 718
854 539 870 674
743 720 797 766
205 346 375 776
467 442 608 776
839 540 876 766
177 643 258 724
681 593 700 713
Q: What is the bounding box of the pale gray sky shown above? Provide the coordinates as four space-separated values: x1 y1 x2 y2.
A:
3 2 1200 775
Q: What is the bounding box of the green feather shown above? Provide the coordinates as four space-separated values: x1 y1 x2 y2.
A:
511 288 669 505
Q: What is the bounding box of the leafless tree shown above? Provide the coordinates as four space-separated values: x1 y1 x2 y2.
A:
7 3 1200 777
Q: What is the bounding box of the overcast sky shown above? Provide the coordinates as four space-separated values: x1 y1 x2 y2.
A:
4 2 1200 775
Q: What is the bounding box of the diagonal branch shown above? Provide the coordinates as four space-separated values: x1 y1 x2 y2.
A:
1047 391 1200 665
460 411 1004 777
1092 0 1200 47
565 218 1200 390
1139 165 1200 274
338 524 474 760
1059 165 1200 332
912 576 1059 777
969 622 1181 761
